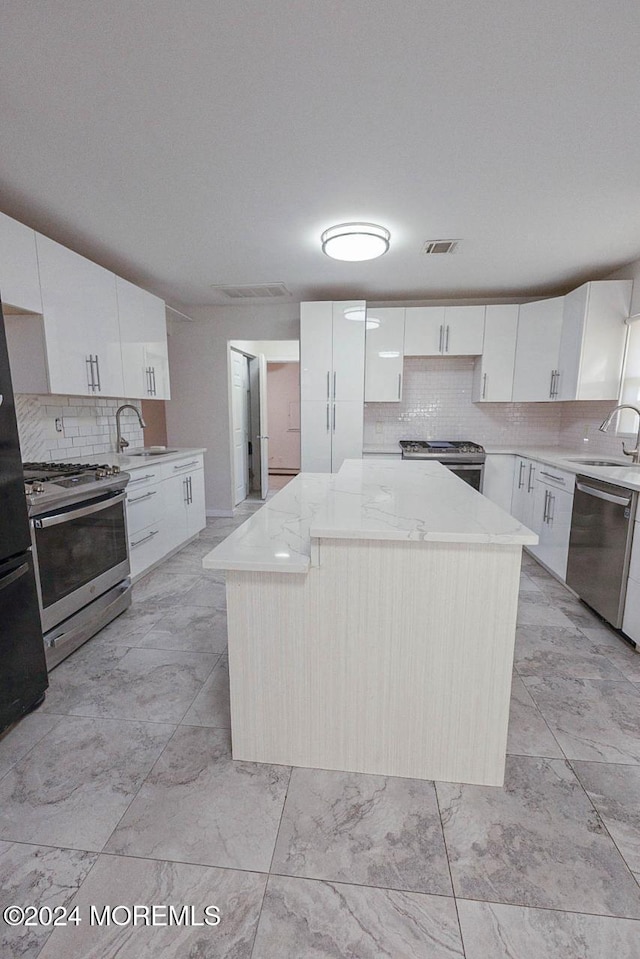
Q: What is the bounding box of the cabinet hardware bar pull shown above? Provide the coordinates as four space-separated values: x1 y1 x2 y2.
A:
326 402 330 431
128 490 157 504
183 477 189 504
482 373 487 399
539 471 565 483
445 325 450 353
129 473 156 483
152 367 157 395
86 356 95 393
439 325 444 353
549 369 555 399
518 462 525 489
333 371 337 400
326 371 330 400
548 492 555 523
94 355 101 393
130 529 159 549
332 403 336 432
188 475 193 505
527 463 535 492
397 373 402 399
173 460 199 470
543 489 549 523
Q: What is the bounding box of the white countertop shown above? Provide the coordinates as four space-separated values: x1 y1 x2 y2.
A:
57 447 206 470
203 459 536 574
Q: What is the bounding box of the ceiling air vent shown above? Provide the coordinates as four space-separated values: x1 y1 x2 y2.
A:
421 239 460 255
212 283 291 299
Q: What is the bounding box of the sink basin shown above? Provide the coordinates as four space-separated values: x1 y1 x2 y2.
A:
568 458 630 467
128 448 179 457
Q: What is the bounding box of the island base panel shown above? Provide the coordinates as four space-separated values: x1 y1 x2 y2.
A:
226 539 521 786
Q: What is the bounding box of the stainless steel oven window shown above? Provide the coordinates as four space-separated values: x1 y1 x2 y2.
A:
31 492 129 613
446 464 484 491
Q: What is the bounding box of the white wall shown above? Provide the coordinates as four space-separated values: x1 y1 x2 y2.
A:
165 303 299 514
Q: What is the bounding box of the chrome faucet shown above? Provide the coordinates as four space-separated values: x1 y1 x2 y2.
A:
115 404 146 453
599 404 640 464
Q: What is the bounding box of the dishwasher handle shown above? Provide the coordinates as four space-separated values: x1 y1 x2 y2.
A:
575 482 632 507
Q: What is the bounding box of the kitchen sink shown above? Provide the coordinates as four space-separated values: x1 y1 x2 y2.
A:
568 458 631 467
128 448 179 457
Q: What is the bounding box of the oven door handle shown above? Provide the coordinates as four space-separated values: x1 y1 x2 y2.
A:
32 491 127 528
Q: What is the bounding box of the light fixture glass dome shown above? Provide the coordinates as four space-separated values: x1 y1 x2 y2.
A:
343 307 380 330
321 222 390 261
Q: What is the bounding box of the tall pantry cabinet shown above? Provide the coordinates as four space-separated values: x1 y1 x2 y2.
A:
300 301 365 472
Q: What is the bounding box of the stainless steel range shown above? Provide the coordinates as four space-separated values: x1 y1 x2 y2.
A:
399 440 486 491
24 461 132 668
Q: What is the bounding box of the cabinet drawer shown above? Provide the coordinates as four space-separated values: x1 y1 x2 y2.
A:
126 467 164 490
536 465 574 490
128 523 166 580
126 485 163 535
166 457 203 477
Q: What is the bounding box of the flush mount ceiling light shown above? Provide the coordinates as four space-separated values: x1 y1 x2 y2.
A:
321 222 390 261
344 307 380 330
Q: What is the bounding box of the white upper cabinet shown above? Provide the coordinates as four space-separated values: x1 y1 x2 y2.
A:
36 234 124 396
300 300 365 472
511 296 565 402
472 304 519 402
556 280 631 401
116 276 171 400
0 212 42 313
404 305 484 355
364 307 405 402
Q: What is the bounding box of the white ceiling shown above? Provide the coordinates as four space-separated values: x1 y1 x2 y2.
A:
2 1 640 310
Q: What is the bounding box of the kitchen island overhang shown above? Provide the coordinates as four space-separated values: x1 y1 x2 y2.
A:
203 460 537 787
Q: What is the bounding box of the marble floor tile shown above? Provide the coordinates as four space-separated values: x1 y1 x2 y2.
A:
133 571 202 609
134 605 228 655
518 572 542 593
105 725 290 872
252 875 464 959
457 899 640 959
42 642 217 724
506 676 563 758
181 656 230 727
0 841 97 959
555 600 612 631
516 600 576 629
523 676 640 763
0 711 61 779
590 635 640 682
37 854 266 959
181 576 227 608
271 767 452 896
572 761 640 875
91 603 162 646
514 624 626 679
436 755 640 917
0 715 174 850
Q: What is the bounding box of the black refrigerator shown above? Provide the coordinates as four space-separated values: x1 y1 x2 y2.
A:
0 298 48 732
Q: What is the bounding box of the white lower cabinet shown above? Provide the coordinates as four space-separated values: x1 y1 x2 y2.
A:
482 454 515 512
511 457 538 530
623 521 640 643
531 468 575 580
126 454 206 580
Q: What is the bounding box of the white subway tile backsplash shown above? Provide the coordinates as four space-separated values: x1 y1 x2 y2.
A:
15 394 145 462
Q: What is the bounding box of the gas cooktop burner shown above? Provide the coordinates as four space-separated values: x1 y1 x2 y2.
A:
23 461 129 514
399 440 486 462
23 461 121 483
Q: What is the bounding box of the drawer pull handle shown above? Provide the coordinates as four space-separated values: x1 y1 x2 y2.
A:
129 473 156 483
539 471 566 484
130 529 159 549
128 490 157 504
173 460 199 470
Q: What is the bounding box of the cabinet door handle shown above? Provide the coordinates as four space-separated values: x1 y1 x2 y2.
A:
548 492 555 524
549 370 555 399
92 355 101 393
152 367 157 395
129 473 156 483
326 371 330 400
445 325 450 353
326 402 330 432
539 471 566 485
518 461 525 489
189 475 193 505
333 371 337 400
128 490 157 504
527 463 535 492
397 373 402 399
439 325 444 353
174 460 199 470
86 355 95 393
543 489 549 523
482 373 487 399
332 403 336 432
183 477 189 504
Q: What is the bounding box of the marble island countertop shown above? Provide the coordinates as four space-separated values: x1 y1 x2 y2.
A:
203 459 537 574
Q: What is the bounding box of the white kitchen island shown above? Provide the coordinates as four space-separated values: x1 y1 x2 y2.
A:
203 460 537 786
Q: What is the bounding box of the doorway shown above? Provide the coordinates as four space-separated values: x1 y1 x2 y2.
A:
228 340 300 506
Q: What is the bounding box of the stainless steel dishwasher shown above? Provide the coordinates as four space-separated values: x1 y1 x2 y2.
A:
566 475 637 629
